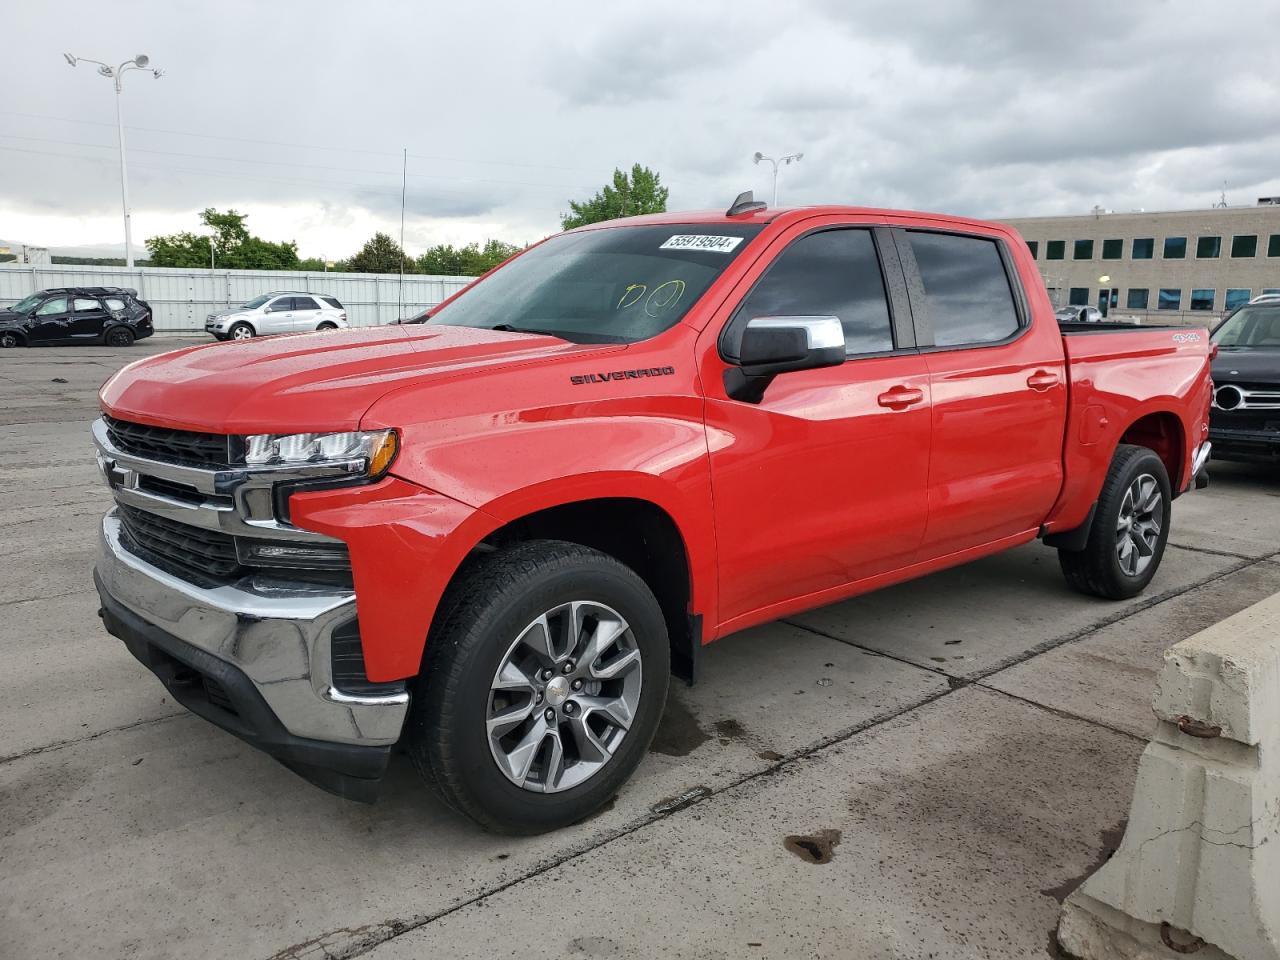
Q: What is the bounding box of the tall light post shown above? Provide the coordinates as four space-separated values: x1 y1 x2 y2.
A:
752 151 803 207
64 53 164 268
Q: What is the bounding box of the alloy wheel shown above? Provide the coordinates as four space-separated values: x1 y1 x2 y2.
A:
486 600 642 793
1116 473 1162 577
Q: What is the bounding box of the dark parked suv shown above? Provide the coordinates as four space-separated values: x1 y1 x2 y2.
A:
1210 301 1280 464
0 287 154 348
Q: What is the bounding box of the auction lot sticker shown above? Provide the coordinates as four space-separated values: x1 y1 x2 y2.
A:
660 234 744 253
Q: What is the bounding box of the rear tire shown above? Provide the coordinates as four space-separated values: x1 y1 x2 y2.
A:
406 540 670 834
1059 444 1172 600
228 322 255 341
316 322 338 331
104 326 135 348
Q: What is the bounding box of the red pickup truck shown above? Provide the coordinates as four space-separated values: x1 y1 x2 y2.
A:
93 197 1213 832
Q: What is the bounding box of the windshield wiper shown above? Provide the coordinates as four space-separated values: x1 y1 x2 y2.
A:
490 323 564 339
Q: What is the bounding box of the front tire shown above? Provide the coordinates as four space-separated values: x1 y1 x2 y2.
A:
1059 444 1172 600
407 540 670 834
0 331 20 348
228 322 255 341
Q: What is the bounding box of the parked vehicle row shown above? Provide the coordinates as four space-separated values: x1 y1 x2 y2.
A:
91 198 1215 833
0 286 153 348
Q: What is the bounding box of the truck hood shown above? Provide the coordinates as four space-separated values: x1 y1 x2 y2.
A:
99 324 603 434
1212 347 1280 385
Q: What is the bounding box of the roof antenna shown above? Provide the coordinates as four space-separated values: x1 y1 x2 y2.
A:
726 190 767 217
1213 181 1228 208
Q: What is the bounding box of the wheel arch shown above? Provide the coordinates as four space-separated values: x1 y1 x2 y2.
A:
0 328 27 347
1118 409 1187 491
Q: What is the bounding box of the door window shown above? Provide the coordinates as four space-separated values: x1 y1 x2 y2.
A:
35 297 68 316
73 297 101 312
266 297 294 312
292 296 319 311
729 229 893 357
906 232 1021 347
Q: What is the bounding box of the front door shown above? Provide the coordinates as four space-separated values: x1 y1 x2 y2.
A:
262 296 295 334
28 296 72 344
895 227 1068 559
703 223 932 631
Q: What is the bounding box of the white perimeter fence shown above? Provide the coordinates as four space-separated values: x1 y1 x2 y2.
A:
0 264 474 333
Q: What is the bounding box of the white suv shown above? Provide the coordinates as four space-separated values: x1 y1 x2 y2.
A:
205 292 349 340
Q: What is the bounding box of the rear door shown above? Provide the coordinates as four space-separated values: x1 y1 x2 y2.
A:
895 227 1068 558
28 296 71 344
290 295 322 330
703 221 933 629
69 296 108 340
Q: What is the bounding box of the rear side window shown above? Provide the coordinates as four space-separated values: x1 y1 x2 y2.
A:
104 297 127 311
73 297 100 312
731 229 893 357
321 296 343 309
293 296 319 311
906 232 1021 347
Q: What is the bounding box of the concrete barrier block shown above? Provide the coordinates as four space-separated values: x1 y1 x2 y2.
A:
1058 592 1280 960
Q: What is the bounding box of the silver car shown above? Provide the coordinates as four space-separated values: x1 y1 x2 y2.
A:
205 292 349 341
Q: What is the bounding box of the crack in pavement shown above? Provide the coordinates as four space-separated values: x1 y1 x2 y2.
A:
273 551 1278 960
0 711 187 766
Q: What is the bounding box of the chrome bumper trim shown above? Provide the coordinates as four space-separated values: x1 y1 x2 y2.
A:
1192 441 1212 477
97 513 408 746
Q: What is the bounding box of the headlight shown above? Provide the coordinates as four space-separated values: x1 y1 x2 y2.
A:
243 429 398 477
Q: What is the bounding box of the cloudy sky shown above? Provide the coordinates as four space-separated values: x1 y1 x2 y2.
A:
4 0 1278 259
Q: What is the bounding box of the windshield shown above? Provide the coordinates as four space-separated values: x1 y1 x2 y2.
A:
1212 306 1280 348
240 294 272 310
9 294 42 314
427 223 763 343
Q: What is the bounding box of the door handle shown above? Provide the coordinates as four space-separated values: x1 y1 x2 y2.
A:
877 386 925 410
1026 370 1060 391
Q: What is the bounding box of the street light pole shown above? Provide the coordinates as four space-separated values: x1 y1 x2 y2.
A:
64 53 164 268
752 151 804 207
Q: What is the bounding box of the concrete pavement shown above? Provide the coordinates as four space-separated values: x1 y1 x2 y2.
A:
1 338 1278 959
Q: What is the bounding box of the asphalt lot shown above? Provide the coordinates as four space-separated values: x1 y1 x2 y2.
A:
2 336 1279 960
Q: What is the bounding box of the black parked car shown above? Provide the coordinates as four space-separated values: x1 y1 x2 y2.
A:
0 287 154 348
1210 301 1280 464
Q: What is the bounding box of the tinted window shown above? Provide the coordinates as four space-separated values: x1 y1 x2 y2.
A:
321 296 343 309
1069 287 1089 305
1131 238 1154 259
1190 288 1215 310
1231 235 1257 258
1046 240 1065 260
1158 288 1182 310
1196 236 1221 259
293 296 319 311
1025 240 1038 259
1127 288 1150 309
1269 235 1280 258
267 297 294 312
1073 239 1094 260
1225 289 1251 310
1164 237 1187 259
73 297 100 312
907 231 1020 347
1102 239 1123 260
731 229 892 357
35 297 68 316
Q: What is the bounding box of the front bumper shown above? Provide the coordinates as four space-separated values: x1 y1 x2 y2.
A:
1209 426 1280 463
95 512 410 801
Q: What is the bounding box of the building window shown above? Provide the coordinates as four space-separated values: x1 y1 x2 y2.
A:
1231 235 1258 258
1225 289 1251 310
1268 234 1280 257
1196 236 1221 259
1164 237 1187 259
1132 237 1155 259
1068 287 1090 305
1073 239 1094 260
1158 288 1182 310
1190 288 1215 310
1046 240 1066 260
1264 288 1280 296
1127 288 1150 310
1101 238 1123 260
1026 240 1038 259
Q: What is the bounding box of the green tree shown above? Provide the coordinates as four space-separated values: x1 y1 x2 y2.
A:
560 164 668 230
417 239 522 276
345 232 417 274
146 208 299 270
